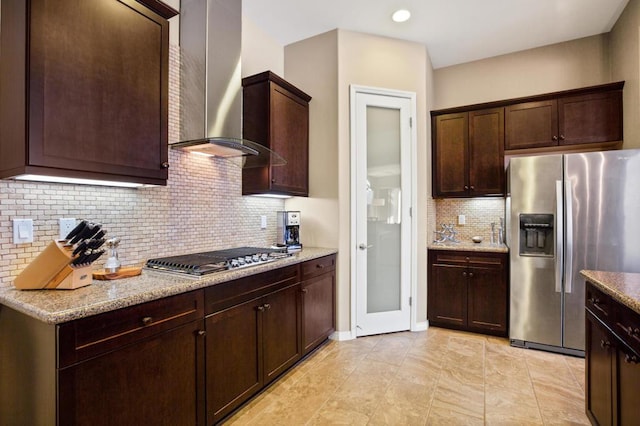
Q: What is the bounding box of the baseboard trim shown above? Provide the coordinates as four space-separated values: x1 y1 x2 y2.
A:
412 321 428 332
330 330 356 341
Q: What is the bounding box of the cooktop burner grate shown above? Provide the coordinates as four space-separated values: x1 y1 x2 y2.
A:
145 246 290 276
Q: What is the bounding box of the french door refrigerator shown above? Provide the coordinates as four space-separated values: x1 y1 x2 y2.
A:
508 149 640 356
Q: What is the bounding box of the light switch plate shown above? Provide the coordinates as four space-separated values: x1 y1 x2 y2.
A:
13 219 34 244
59 218 77 240
458 214 466 225
260 215 267 229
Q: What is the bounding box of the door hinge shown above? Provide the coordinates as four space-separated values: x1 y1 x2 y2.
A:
409 207 412 217
409 297 412 306
409 117 413 128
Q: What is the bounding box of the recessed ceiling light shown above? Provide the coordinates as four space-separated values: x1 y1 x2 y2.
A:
392 9 411 23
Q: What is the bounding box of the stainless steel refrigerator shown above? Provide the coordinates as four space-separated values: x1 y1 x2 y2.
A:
508 149 640 356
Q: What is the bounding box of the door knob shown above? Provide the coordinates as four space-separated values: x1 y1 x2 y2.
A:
358 243 372 250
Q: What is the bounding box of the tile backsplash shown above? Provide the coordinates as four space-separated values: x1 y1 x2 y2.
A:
0 46 284 287
434 198 505 243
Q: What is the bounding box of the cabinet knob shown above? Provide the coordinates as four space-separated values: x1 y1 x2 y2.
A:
552 136 558 141
625 353 639 364
464 185 469 190
600 339 611 349
625 326 640 338
316 264 325 269
257 306 265 312
559 135 565 141
263 303 271 310
462 271 468 277
161 162 170 169
468 272 474 278
470 185 475 190
271 178 276 183
197 330 207 337
301 288 308 294
141 316 153 326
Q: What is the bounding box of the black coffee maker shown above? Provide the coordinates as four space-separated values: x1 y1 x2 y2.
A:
277 211 302 252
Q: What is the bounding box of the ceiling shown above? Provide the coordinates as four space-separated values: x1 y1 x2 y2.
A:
242 0 629 69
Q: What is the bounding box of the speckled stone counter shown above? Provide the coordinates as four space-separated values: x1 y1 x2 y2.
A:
428 241 509 253
0 247 337 324
581 270 640 315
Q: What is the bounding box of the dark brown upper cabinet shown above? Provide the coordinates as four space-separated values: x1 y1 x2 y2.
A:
0 0 177 186
505 83 623 151
242 71 312 197
432 107 505 198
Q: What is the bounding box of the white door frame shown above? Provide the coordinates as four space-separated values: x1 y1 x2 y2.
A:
349 84 418 338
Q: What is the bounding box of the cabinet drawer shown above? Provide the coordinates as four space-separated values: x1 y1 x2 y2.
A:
302 255 336 280
586 282 612 323
58 290 204 368
614 302 640 355
430 250 505 269
205 265 300 314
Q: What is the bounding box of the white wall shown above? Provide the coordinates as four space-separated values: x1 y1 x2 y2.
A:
242 16 284 77
434 34 611 110
285 30 431 333
610 0 640 149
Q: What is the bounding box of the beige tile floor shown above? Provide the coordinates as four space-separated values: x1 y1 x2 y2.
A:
226 327 589 425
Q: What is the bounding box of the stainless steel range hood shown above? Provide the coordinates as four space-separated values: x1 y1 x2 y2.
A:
173 0 284 166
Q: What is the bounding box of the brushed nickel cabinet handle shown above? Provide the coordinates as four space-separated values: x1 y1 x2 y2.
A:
600 339 611 349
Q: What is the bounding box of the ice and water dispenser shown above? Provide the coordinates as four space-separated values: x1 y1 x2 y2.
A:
519 214 554 257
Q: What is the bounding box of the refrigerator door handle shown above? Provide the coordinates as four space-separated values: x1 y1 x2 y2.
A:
564 179 573 294
555 180 564 293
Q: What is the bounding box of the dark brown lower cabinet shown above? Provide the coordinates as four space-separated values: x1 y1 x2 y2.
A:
0 255 337 426
301 255 336 355
59 320 206 426
205 282 302 424
427 249 508 336
585 281 640 426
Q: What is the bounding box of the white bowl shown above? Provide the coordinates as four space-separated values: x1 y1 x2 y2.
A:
472 236 483 243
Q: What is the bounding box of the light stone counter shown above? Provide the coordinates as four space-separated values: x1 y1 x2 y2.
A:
0 247 337 324
580 270 640 315
428 241 509 253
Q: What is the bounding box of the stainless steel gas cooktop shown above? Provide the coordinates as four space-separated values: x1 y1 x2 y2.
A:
145 246 291 276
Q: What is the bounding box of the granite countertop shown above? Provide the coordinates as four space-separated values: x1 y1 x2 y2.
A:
428 241 509 253
0 247 337 325
581 270 640 315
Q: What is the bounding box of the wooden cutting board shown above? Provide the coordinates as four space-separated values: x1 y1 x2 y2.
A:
92 266 142 280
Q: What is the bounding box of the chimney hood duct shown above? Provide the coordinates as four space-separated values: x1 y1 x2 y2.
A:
172 0 284 167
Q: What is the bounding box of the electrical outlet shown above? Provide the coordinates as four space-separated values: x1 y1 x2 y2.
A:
59 218 77 240
458 214 466 225
260 215 267 229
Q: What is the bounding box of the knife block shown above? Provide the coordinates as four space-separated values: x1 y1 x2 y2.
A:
14 240 92 290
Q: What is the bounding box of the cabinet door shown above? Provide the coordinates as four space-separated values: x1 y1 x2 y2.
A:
558 91 622 146
617 344 640 425
428 263 467 328
467 265 507 334
205 298 262 423
28 0 169 182
58 320 205 426
433 112 469 197
505 100 558 150
586 313 613 426
269 84 310 196
468 108 505 196
262 284 302 384
302 271 335 355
